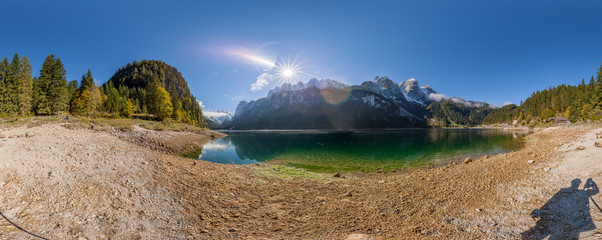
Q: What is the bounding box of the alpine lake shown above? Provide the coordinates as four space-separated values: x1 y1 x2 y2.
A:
186 129 527 173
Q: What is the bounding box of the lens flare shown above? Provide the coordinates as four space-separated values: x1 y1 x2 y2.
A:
320 88 351 105
225 50 275 68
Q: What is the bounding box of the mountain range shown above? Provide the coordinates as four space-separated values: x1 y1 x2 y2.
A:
203 109 233 128
221 77 491 129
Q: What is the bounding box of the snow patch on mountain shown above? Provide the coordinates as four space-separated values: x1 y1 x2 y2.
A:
204 109 233 124
421 85 436 96
267 78 347 97
427 93 489 108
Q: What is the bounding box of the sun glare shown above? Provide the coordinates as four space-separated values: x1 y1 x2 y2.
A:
282 68 295 77
275 59 301 84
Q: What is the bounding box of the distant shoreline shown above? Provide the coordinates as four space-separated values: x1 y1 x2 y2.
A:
218 127 518 133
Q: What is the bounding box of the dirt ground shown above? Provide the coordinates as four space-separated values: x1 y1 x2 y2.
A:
0 122 601 239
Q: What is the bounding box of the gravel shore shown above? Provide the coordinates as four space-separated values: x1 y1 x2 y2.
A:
0 123 600 239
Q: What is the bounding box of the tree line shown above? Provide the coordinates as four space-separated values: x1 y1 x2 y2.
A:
483 63 602 125
426 100 493 127
0 53 205 127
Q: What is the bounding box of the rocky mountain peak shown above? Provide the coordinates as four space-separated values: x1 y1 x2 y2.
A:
420 85 436 96
398 78 431 105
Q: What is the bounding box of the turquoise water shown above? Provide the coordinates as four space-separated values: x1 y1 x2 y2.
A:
197 129 526 172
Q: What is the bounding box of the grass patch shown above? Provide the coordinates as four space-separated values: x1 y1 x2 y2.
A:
0 115 208 136
257 165 328 180
284 161 428 173
253 178 268 184
90 117 205 133
266 153 434 173
181 148 203 159
0 115 88 129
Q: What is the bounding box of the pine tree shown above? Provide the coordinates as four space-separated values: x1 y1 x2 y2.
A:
101 83 123 116
17 56 33 115
37 54 68 115
80 69 94 92
67 80 78 106
34 56 53 114
49 57 68 114
6 53 21 114
0 57 7 114
594 63 602 109
32 76 40 113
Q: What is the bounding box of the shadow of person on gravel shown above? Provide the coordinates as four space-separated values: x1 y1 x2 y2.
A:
522 178 600 240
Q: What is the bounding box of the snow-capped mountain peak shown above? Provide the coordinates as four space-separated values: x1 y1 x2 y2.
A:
401 78 419 92
203 109 233 124
398 78 431 105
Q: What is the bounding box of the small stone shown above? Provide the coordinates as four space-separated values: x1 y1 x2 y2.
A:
475 208 482 213
544 167 551 172
482 155 490 159
595 142 602 148
0 142 3 147
577 146 586 150
199 229 208 234
142 162 148 165
378 180 386 184
464 157 473 164
527 160 534 164
228 228 237 232
7 135 14 139
333 173 341 178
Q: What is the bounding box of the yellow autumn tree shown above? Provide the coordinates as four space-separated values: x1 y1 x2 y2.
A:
71 87 102 117
146 82 173 120
121 99 134 118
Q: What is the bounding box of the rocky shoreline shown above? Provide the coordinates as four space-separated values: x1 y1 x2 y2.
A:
0 122 600 239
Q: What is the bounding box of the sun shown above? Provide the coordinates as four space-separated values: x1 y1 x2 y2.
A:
275 59 301 84
282 68 295 78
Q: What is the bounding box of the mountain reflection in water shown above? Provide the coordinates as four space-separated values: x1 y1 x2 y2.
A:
197 129 526 170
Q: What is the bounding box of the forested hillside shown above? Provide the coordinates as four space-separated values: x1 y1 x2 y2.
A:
104 60 205 126
0 54 205 127
483 64 602 125
426 100 493 127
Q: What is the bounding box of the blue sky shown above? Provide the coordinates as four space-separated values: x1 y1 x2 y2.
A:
1 0 602 112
